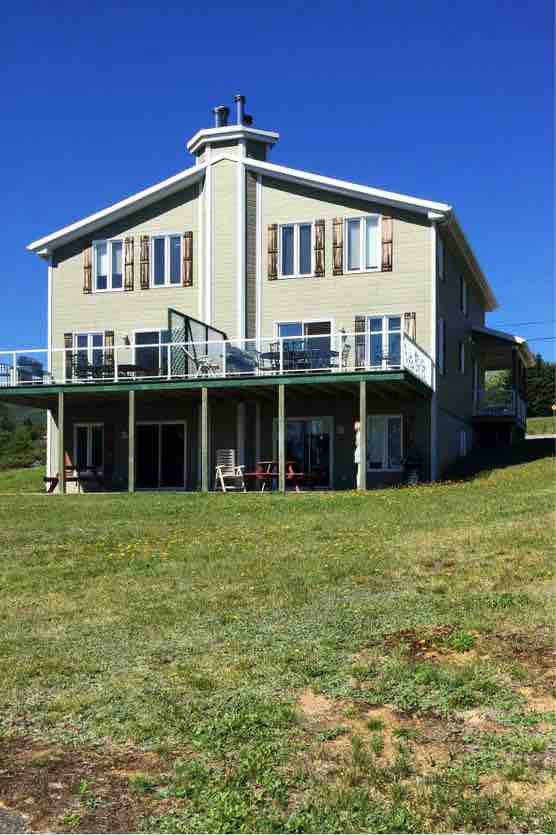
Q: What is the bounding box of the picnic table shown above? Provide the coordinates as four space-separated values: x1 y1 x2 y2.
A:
243 460 306 492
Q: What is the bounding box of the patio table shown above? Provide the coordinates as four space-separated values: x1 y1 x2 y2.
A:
259 348 338 372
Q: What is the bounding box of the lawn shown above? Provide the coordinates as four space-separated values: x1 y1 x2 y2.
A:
527 415 556 435
0 439 554 833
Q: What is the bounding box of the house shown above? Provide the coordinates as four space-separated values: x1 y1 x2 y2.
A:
0 95 533 492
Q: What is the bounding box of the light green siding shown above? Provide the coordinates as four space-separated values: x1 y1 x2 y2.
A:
51 185 200 372
211 159 237 336
259 177 433 353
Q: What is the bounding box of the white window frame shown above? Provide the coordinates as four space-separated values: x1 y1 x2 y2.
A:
150 233 183 288
345 215 382 273
92 239 124 292
460 275 468 315
366 414 404 472
274 318 334 340
136 421 187 490
73 423 104 471
438 317 446 375
132 328 170 377
364 314 402 368
73 331 105 367
459 340 465 375
278 221 314 278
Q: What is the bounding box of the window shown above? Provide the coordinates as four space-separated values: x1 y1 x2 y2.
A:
151 235 182 287
280 223 312 277
367 315 401 367
367 415 403 470
74 424 104 471
93 240 123 291
438 317 446 375
437 234 445 281
134 329 170 377
74 332 104 375
277 320 332 352
346 216 380 272
460 275 468 315
459 340 465 374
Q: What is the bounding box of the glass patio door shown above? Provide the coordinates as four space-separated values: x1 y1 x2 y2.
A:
368 316 401 368
274 417 332 487
136 423 186 488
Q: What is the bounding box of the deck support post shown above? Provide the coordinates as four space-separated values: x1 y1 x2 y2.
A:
201 386 209 492
57 391 65 495
278 384 286 493
236 401 246 466
128 389 135 493
357 380 367 491
255 401 262 464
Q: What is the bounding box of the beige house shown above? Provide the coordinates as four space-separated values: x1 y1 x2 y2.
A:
0 96 533 492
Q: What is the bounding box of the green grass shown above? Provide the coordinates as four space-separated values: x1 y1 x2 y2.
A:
0 441 554 833
0 465 45 492
527 415 556 435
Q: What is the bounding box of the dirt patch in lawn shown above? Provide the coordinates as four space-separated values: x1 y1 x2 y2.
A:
0 736 175 833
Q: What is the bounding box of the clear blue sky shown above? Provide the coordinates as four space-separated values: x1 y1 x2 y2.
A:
2 0 554 358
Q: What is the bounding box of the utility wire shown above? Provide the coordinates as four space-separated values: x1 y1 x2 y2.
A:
496 319 555 328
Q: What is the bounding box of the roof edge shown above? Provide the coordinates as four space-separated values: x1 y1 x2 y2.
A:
27 163 206 254
472 325 535 367
443 213 498 312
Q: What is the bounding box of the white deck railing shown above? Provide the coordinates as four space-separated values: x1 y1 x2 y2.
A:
0 331 434 390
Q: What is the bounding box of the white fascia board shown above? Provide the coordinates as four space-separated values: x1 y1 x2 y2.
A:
27 163 206 255
244 157 453 215
186 125 280 155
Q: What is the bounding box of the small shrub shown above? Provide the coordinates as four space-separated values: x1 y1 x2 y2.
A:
447 631 475 653
366 717 384 732
370 733 384 756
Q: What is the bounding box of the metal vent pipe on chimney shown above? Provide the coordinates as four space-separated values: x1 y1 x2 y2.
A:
234 94 245 125
213 105 229 128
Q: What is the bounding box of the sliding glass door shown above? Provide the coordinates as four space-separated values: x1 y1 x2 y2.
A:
273 416 333 487
136 423 186 488
368 316 401 367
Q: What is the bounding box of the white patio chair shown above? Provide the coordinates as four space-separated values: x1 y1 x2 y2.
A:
195 355 221 377
214 449 246 492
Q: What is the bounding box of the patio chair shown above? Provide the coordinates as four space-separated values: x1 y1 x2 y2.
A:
332 342 351 370
195 355 221 377
214 449 246 492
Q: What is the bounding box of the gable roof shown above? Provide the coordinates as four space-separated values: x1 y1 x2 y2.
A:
26 151 497 310
27 163 205 256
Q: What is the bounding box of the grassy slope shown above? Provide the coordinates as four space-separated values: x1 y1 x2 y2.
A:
527 415 556 435
0 466 44 492
0 440 554 833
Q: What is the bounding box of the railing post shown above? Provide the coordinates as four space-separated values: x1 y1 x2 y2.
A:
222 340 227 378
11 352 17 386
279 338 284 375
114 346 119 382
167 344 171 380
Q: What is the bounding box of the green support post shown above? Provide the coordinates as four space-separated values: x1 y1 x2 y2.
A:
201 387 209 493
57 391 65 495
128 389 135 493
278 384 286 493
358 380 367 491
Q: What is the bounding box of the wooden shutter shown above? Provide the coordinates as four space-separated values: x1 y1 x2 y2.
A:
381 216 393 271
332 218 343 275
124 237 134 291
104 330 115 375
403 312 416 341
182 231 193 287
63 332 73 381
314 219 325 277
83 245 92 293
354 316 366 367
267 224 278 280
139 235 149 290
